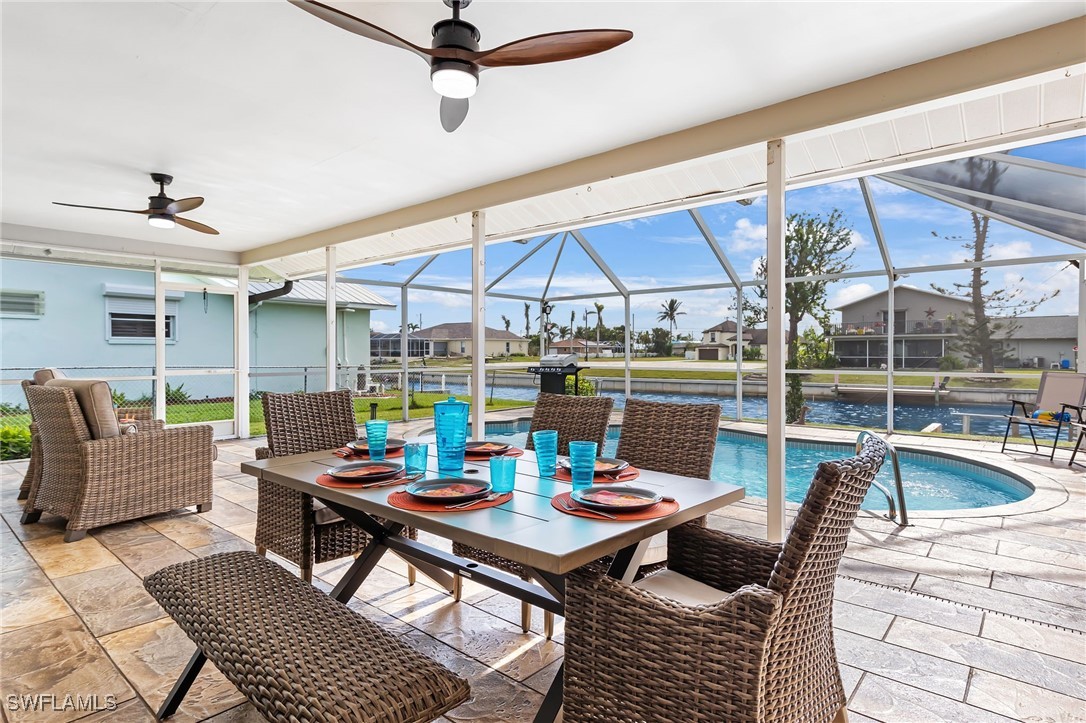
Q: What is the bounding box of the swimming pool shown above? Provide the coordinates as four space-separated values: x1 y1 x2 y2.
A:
482 422 1032 512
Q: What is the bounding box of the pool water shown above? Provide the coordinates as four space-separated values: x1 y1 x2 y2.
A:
484 424 1032 512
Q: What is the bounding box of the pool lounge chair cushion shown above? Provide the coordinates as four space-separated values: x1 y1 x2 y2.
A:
32 368 66 386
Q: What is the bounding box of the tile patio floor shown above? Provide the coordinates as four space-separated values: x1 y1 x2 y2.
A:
1 418 1083 722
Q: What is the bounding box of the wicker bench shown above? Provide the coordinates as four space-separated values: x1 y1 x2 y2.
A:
144 551 470 722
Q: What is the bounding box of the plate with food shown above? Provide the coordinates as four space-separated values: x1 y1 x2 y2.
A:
405 479 492 503
570 486 662 512
326 461 404 483
346 437 407 454
557 457 630 475
465 440 513 455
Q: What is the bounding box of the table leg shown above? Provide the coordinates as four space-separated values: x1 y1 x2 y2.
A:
323 500 455 593
329 532 393 603
533 662 564 723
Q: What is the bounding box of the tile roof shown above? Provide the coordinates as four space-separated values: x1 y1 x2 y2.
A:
414 322 527 341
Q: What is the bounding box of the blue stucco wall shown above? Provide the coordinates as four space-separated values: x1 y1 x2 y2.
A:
1 259 373 404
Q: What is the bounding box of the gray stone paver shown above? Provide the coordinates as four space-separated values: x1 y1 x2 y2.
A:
3 428 1085 722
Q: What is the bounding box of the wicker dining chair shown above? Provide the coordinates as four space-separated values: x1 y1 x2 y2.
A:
452 392 614 638
564 433 888 723
606 397 720 576
20 382 214 542
255 390 416 584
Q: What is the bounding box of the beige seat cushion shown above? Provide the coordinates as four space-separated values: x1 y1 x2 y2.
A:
312 500 344 526
44 379 121 439
632 569 729 607
32 368 65 386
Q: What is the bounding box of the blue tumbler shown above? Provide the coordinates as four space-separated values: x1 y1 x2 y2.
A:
434 396 469 472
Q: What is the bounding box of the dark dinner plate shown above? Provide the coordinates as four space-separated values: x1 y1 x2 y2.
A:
558 456 630 475
347 437 407 454
326 461 403 483
571 486 662 512
405 479 492 503
465 440 513 455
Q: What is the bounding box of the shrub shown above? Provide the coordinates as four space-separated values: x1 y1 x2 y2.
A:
165 382 190 404
565 376 596 396
111 389 128 407
0 402 26 415
0 426 32 460
938 355 966 371
742 346 763 361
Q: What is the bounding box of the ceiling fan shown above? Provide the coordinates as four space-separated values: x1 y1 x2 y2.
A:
289 0 633 132
53 173 219 235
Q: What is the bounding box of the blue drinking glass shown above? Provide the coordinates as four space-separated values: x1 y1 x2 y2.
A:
435 396 469 472
489 456 517 494
403 442 428 475
568 440 598 491
532 430 559 477
364 419 389 461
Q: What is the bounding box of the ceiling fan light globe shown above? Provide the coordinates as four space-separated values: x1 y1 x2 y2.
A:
148 214 175 229
431 66 478 99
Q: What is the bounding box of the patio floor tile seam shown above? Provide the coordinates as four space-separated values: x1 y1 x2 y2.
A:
837 574 1086 636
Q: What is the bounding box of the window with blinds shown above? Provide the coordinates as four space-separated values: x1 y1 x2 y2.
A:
0 290 45 318
106 296 178 342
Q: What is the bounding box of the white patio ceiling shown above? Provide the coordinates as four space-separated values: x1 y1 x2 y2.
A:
1 3 1083 278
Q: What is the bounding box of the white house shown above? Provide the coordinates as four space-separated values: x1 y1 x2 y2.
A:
0 259 393 404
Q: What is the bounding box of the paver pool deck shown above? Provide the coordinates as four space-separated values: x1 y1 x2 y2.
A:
1 412 1082 722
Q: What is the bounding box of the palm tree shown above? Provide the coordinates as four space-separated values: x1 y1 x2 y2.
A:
558 325 572 339
407 322 420 332
657 298 685 340
500 314 511 332
523 303 532 338
593 301 605 330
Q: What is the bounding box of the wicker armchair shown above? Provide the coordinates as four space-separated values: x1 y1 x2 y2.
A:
564 434 889 723
255 390 416 584
20 384 213 542
17 373 159 501
452 392 614 637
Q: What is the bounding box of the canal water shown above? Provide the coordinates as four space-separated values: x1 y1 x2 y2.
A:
427 381 1014 436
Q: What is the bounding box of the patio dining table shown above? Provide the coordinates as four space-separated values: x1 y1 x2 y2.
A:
242 444 744 722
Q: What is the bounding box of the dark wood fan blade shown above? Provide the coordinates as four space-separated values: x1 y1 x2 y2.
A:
289 0 433 61
165 197 204 215
440 96 469 133
475 29 632 68
174 217 220 235
53 202 150 214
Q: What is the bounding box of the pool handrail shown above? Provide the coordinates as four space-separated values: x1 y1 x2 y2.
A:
856 430 908 526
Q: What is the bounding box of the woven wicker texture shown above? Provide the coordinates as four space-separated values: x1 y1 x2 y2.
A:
616 398 720 481
564 434 888 723
256 391 414 579
453 392 613 578
22 384 213 537
523 393 614 455
145 551 470 722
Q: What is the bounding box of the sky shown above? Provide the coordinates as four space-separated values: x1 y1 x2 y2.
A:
349 135 1085 340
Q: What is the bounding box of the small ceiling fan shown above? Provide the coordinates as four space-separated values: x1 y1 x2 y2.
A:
289 0 633 132
53 173 219 235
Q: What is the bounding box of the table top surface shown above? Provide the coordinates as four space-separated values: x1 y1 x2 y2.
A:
242 445 744 574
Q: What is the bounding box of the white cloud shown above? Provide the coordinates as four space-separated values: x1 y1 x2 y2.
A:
987 240 1034 261
827 283 876 309
407 290 472 308
729 218 767 253
848 229 869 250
370 319 390 332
